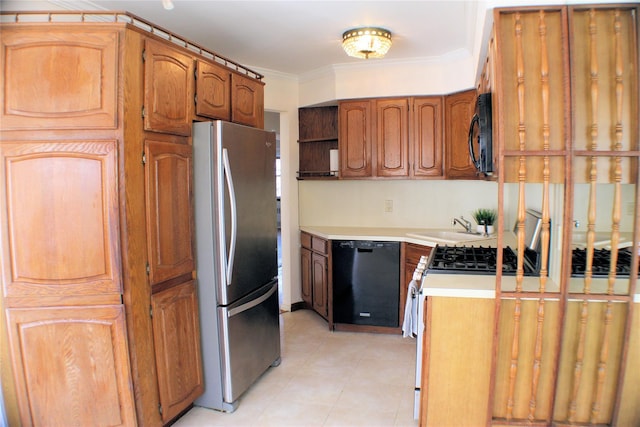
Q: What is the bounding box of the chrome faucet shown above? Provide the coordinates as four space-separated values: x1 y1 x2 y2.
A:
452 216 473 233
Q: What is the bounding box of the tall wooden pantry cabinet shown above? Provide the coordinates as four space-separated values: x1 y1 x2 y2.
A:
0 11 265 427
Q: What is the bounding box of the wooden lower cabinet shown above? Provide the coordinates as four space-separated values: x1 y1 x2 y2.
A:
311 253 328 318
419 296 495 427
151 280 204 423
6 305 137 427
300 247 313 306
300 232 329 319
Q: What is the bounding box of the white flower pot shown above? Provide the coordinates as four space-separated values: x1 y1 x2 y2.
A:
477 225 494 235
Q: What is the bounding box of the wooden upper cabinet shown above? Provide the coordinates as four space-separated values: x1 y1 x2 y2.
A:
412 97 443 177
376 98 410 178
144 140 195 286
195 59 231 121
339 100 373 178
0 141 122 303
6 304 136 427
0 27 118 130
231 73 264 128
143 38 194 136
444 89 478 179
151 280 204 423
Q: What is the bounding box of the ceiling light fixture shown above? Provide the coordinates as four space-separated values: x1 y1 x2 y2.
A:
342 27 392 59
162 0 174 10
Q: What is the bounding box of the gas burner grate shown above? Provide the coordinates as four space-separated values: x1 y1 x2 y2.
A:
428 245 535 276
571 247 635 277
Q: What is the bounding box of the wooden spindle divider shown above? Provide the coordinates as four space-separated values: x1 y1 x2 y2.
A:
590 10 624 424
505 12 526 421
528 11 551 422
569 10 599 422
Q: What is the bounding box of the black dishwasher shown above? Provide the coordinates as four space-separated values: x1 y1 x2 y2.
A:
332 240 400 327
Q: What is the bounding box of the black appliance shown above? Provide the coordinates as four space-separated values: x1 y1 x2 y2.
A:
571 247 636 277
332 240 400 327
468 92 493 176
427 245 538 276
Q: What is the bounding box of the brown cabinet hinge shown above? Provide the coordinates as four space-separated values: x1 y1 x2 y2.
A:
142 49 146 62
142 152 147 165
141 106 146 119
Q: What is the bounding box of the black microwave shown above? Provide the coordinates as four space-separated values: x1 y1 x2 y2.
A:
468 93 493 176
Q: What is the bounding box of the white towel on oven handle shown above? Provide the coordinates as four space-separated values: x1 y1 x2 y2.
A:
402 279 419 338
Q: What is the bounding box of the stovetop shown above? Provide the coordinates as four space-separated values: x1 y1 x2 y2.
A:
571 247 635 277
427 245 538 276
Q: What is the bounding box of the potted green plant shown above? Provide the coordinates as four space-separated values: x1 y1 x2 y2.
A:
472 208 497 234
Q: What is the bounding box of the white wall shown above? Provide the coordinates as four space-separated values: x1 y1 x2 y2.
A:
299 180 499 229
259 70 301 311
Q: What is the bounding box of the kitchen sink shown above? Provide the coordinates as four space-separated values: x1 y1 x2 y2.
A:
406 230 493 244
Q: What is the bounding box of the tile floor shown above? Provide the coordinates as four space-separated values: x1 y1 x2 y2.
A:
174 309 419 427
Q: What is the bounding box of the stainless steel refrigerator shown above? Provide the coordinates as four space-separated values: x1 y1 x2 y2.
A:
192 121 281 413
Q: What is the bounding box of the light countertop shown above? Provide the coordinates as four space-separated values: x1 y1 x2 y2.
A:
299 225 498 247
300 225 639 302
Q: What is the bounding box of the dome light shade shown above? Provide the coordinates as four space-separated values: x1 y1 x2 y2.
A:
342 27 392 59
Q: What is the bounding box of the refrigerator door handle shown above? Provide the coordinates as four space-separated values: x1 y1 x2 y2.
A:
222 148 237 286
227 282 278 318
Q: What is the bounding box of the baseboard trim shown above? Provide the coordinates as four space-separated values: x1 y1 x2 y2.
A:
290 301 308 312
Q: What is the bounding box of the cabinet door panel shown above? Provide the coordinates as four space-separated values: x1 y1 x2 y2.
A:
145 140 195 286
444 89 478 179
412 97 443 177
339 100 373 178
6 305 136 427
312 253 328 318
151 280 204 423
0 28 118 130
231 73 264 128
144 38 194 136
301 247 312 306
377 98 409 177
1 141 121 300
195 59 231 120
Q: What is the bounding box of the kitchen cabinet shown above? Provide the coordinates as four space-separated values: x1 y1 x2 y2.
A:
231 72 265 129
339 96 443 179
143 38 195 137
419 296 495 427
401 243 432 326
444 89 478 179
339 99 374 178
5 305 137 426
1 13 264 426
412 97 444 177
297 106 338 179
195 59 231 121
300 247 313 305
300 231 329 320
376 98 410 177
151 280 204 423
144 139 195 287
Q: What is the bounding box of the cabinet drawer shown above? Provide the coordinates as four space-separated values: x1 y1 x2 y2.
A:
311 237 328 255
300 232 312 249
405 243 432 265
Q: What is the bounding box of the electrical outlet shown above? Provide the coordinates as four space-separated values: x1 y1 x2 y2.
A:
384 199 393 213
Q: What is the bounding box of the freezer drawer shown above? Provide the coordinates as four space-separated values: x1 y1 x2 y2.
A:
219 281 281 404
